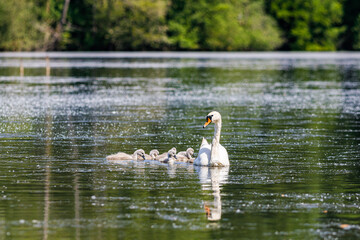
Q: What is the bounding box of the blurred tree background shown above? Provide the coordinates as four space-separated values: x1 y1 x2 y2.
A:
0 0 359 51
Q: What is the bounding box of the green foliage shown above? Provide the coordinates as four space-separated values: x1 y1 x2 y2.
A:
352 15 360 50
167 0 283 50
0 0 45 51
267 0 344 51
93 0 169 50
63 0 96 50
233 0 283 51
1 0 360 51
341 0 360 50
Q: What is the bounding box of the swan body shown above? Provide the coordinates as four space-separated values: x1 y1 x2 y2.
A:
144 149 159 160
106 149 145 161
155 147 176 161
176 148 194 162
194 111 229 167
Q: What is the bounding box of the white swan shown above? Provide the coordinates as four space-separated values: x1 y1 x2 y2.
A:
194 111 229 167
106 149 145 161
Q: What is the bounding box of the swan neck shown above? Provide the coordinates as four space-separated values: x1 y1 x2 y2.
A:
210 119 221 165
213 119 221 143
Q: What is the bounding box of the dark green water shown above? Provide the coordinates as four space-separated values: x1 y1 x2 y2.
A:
0 53 360 239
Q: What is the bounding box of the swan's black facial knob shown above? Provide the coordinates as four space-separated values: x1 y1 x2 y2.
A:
203 116 212 128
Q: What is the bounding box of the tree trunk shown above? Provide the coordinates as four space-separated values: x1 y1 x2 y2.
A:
49 0 71 50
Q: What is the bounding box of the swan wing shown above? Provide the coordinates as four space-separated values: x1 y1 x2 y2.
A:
194 141 211 166
209 144 229 166
177 151 186 156
106 152 133 161
144 154 152 160
155 152 167 161
219 144 229 165
176 155 188 162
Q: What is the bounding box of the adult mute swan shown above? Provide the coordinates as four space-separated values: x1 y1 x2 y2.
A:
194 111 229 167
106 149 145 161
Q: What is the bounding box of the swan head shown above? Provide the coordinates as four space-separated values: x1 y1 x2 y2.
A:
203 111 221 128
186 148 194 158
170 147 177 154
167 148 177 159
149 149 159 158
134 149 146 160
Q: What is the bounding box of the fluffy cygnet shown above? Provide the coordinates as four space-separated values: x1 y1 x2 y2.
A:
155 147 176 161
176 148 194 162
162 149 177 164
106 149 145 161
144 149 160 160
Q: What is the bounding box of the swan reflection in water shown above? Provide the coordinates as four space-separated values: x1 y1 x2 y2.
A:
107 158 229 221
195 165 229 221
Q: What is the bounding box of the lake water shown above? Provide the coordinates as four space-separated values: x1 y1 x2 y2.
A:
0 52 360 239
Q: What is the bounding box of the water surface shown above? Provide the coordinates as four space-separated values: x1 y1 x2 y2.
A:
0 52 360 239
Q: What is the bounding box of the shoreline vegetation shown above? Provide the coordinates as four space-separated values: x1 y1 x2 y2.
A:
0 0 359 52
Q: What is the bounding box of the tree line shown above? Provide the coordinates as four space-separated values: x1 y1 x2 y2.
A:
0 0 359 51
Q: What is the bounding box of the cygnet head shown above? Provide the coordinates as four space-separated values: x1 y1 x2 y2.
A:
149 149 159 158
134 149 146 160
167 149 177 159
203 111 221 128
170 147 177 154
186 148 194 158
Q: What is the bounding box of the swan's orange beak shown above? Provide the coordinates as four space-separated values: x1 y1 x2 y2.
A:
203 117 211 128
